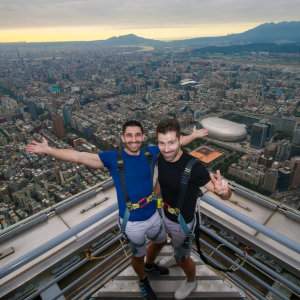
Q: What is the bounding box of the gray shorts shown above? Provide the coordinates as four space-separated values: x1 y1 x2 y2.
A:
163 212 195 261
123 211 166 257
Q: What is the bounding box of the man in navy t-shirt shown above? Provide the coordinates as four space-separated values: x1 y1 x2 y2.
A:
26 120 208 300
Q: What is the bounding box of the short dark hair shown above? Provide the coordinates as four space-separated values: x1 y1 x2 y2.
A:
156 118 181 137
122 120 144 134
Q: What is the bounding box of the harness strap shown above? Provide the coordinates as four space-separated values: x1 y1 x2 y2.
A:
121 206 130 234
117 149 131 235
176 158 198 213
117 147 158 235
174 158 199 236
126 193 160 211
178 213 194 237
117 149 131 205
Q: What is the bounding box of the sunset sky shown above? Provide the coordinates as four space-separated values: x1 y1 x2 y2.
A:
0 0 299 43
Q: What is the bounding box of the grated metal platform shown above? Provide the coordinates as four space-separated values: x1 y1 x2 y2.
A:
93 246 245 299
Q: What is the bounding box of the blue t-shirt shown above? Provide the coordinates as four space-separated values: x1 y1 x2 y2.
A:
99 145 159 221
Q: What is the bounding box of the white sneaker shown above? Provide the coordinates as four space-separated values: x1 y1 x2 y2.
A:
159 256 177 268
174 279 197 300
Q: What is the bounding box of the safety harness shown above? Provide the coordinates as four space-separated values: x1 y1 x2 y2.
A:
166 157 234 273
117 147 163 253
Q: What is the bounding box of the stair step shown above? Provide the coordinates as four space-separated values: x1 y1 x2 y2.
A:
118 264 220 280
95 279 242 299
92 246 243 299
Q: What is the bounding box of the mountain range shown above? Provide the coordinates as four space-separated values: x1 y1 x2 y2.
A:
95 21 300 48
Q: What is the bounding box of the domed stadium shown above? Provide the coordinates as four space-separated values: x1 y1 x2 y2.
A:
200 117 247 142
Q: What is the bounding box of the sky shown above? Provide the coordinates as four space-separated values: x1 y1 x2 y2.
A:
0 0 300 42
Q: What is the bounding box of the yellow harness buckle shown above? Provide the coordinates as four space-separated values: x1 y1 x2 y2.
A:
167 207 180 215
127 203 140 210
157 197 163 208
146 194 154 203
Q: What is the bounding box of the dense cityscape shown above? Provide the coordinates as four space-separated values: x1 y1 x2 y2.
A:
0 1 300 296
0 42 300 229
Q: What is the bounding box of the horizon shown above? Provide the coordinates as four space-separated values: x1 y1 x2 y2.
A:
0 0 300 43
0 21 298 44
0 22 260 43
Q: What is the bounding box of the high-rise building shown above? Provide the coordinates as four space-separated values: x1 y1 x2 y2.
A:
27 101 38 121
270 117 296 136
63 105 72 126
275 140 291 161
290 157 300 189
259 154 273 168
264 143 277 158
277 167 292 192
52 114 65 138
250 123 268 149
292 123 300 145
294 101 300 117
265 122 274 141
290 144 300 157
263 169 278 193
259 120 273 141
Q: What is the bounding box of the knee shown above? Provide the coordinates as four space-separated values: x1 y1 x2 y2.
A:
129 243 146 257
132 255 145 262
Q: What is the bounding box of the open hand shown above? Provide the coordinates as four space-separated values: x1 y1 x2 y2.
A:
25 137 49 154
193 126 208 138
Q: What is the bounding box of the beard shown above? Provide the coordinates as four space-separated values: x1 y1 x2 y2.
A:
124 141 143 153
162 147 181 162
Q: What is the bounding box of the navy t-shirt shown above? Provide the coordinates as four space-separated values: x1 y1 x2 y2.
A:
99 145 159 221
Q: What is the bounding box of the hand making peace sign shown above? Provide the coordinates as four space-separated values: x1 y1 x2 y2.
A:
209 170 230 197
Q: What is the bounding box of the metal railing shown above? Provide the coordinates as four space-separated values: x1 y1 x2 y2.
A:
199 193 300 299
1 190 300 299
201 194 300 254
200 224 300 296
24 233 126 300
0 203 118 279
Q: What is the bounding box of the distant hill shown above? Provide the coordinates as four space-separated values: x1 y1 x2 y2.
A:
168 21 300 47
95 34 164 47
230 21 300 43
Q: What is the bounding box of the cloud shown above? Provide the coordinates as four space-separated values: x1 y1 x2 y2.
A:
0 0 299 29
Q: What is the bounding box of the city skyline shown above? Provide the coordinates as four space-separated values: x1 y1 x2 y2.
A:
0 0 300 42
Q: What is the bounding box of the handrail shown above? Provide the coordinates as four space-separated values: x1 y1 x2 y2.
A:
199 238 289 300
201 194 300 254
0 179 114 242
0 203 118 279
200 225 300 295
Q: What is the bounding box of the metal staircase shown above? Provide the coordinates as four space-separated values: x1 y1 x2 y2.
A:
94 246 245 300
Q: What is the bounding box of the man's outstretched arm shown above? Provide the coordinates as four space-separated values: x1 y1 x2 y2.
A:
180 127 208 146
205 170 232 200
26 137 104 169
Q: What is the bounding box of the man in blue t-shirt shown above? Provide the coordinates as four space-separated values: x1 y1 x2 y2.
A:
26 120 207 300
